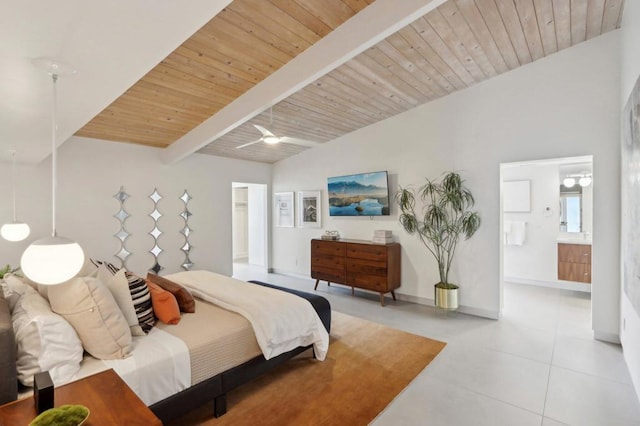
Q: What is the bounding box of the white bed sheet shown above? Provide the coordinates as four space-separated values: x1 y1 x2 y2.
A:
19 328 190 406
101 327 190 405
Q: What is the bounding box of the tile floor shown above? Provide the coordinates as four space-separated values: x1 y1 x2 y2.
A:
233 263 640 425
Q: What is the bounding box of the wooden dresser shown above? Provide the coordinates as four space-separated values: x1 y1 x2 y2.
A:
557 243 591 283
311 238 401 306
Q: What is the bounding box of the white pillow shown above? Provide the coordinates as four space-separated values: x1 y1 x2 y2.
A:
49 276 132 360
3 274 33 312
97 264 145 336
11 285 83 387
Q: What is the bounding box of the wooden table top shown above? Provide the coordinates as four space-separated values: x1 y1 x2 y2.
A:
0 369 161 426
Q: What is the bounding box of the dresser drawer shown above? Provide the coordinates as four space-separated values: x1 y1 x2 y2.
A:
346 243 388 261
558 243 591 264
311 240 346 256
346 274 387 291
311 267 346 284
312 255 345 270
346 258 387 276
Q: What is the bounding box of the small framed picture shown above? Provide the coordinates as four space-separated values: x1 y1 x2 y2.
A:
274 192 294 227
297 191 321 228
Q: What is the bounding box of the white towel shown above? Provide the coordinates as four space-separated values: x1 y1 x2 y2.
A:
506 221 526 246
504 221 512 244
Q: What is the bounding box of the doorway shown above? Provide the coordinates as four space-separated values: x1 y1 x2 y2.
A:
232 182 268 276
500 156 593 326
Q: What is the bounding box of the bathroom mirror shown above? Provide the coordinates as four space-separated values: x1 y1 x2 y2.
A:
559 185 582 232
559 163 592 234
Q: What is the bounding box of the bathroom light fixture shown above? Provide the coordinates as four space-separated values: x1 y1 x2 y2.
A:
0 150 31 241
579 175 592 187
563 177 576 188
21 59 85 285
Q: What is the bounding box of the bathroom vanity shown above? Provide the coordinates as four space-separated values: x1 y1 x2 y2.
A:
557 240 591 283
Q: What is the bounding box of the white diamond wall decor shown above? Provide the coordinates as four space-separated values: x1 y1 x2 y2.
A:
113 186 131 268
148 188 164 273
180 189 193 270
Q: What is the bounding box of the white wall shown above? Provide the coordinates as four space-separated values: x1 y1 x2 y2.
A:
0 136 271 277
620 0 640 403
272 31 621 331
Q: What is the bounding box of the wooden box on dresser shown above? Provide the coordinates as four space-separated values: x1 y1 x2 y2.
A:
557 242 592 283
311 238 400 306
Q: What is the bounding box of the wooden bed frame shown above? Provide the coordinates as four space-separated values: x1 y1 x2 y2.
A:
1 280 331 423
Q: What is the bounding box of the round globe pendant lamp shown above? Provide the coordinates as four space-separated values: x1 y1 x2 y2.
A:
21 59 85 285
1 151 31 241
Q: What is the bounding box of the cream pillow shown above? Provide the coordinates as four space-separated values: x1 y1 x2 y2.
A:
11 284 83 386
3 274 32 312
97 265 145 336
49 276 132 359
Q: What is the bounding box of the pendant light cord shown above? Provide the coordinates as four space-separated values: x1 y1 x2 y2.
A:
51 73 58 238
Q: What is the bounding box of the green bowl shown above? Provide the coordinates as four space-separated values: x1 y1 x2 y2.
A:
29 404 90 426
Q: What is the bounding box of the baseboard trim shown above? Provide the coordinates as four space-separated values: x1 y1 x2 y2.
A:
594 330 620 344
271 269 501 320
395 293 500 320
504 276 591 293
270 268 311 280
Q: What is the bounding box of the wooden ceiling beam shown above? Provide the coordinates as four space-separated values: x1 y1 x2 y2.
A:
162 0 450 164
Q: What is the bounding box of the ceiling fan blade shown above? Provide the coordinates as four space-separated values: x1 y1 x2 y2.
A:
236 138 263 149
254 124 276 137
279 136 320 148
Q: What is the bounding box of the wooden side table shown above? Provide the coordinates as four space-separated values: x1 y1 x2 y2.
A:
0 369 161 425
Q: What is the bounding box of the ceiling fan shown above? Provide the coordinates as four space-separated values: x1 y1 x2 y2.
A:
236 107 319 149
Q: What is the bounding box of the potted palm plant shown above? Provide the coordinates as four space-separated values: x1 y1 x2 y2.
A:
395 172 481 310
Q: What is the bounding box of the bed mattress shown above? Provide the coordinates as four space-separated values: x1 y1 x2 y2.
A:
156 299 261 385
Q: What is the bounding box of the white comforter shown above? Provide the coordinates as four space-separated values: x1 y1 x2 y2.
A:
165 271 329 361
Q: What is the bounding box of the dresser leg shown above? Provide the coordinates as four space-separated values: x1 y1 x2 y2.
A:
391 291 396 301
327 282 331 286
314 279 319 290
379 293 385 306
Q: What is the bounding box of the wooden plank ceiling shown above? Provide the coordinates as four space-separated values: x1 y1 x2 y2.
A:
76 0 625 164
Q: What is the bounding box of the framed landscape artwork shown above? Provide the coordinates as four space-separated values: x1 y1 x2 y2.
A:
297 191 321 228
327 171 390 216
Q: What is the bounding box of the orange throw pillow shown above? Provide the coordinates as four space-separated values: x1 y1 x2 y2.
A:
146 273 196 313
146 281 181 325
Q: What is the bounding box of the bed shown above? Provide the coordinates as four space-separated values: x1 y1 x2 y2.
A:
0 271 331 423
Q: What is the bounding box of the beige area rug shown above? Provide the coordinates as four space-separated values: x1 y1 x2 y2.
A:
170 312 446 426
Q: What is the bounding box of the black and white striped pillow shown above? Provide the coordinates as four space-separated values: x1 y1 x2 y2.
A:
125 272 155 333
90 259 120 274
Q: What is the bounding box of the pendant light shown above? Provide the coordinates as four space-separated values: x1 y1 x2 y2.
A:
1 151 31 241
21 59 85 285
